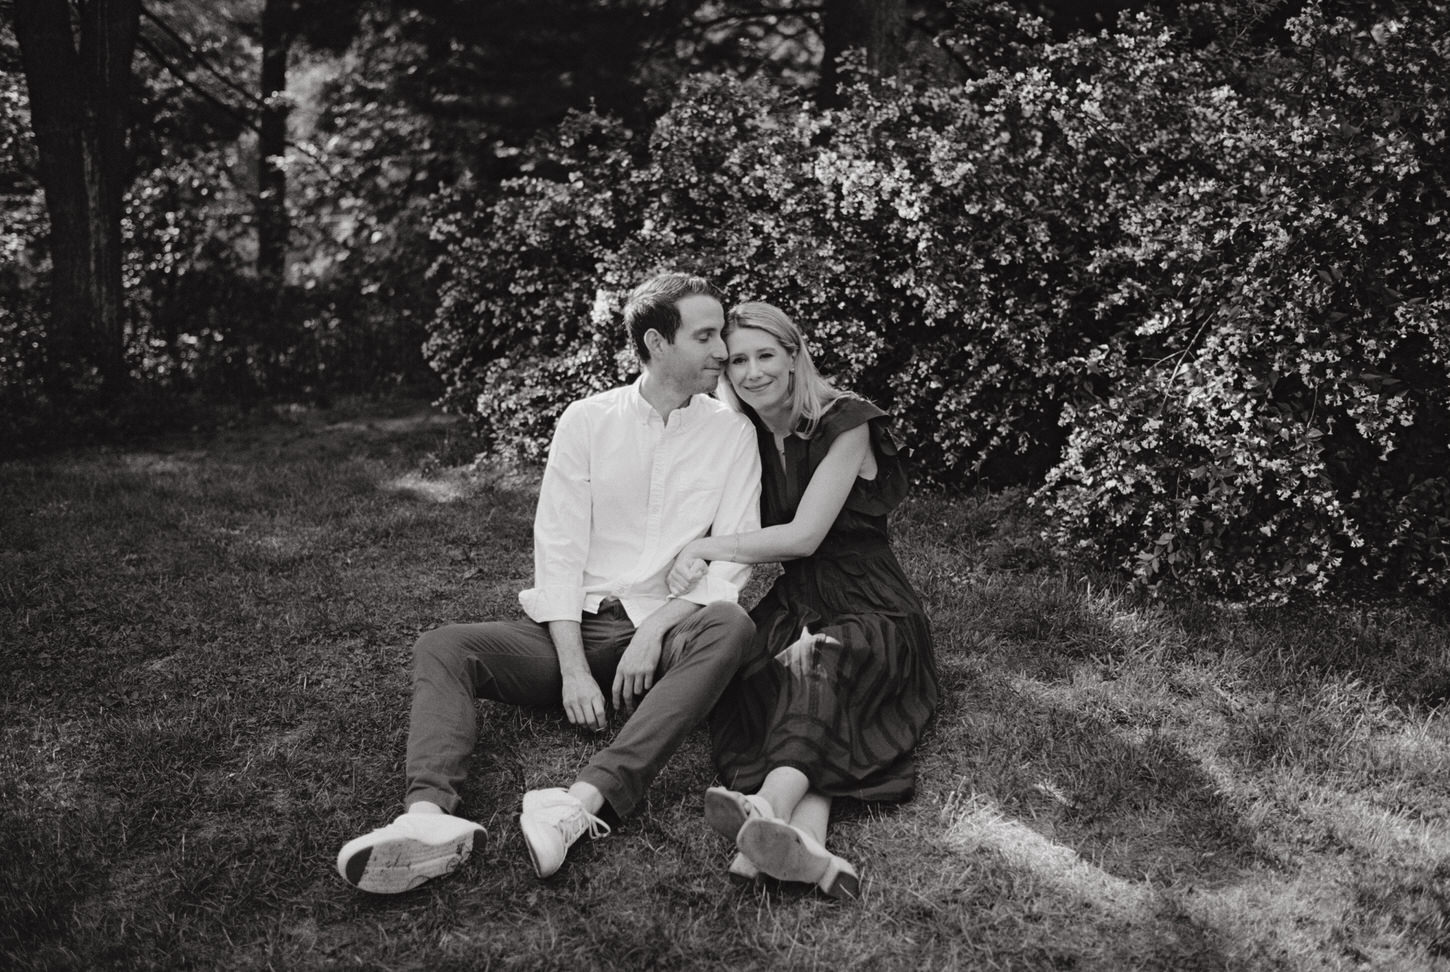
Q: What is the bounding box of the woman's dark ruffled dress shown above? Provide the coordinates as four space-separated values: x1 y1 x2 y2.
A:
710 396 940 803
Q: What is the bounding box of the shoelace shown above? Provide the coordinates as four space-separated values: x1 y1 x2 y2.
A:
551 802 611 844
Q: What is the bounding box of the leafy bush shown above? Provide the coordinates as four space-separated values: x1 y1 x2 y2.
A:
425 1 1450 601
0 279 50 451
2 24 444 437
0 33 51 447
123 143 440 404
1037 5 1450 600
424 112 641 457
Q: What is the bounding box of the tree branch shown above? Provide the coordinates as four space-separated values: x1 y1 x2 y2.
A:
134 33 341 185
687 5 824 33
140 4 269 113
908 15 983 80
636 4 824 68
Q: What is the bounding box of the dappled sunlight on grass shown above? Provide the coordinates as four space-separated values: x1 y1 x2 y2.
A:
1354 715 1450 783
321 413 458 437
118 452 205 477
1184 872 1357 969
6 404 1450 970
936 781 1449 971
941 789 1155 917
1297 785 1450 862
906 494 1450 969
379 469 470 503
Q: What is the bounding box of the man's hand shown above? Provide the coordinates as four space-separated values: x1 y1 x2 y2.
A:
612 624 665 713
774 625 838 680
562 670 607 731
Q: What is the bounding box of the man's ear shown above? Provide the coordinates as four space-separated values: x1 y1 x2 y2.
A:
644 328 668 357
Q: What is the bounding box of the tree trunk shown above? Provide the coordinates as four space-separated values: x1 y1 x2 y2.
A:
257 0 294 286
14 0 140 395
819 0 906 106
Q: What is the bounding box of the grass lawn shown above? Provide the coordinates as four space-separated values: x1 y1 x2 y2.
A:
3 397 1448 971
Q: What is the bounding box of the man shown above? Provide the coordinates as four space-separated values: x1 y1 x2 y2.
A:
337 272 762 892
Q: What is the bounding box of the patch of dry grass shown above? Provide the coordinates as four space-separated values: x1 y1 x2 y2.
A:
2 398 1448 970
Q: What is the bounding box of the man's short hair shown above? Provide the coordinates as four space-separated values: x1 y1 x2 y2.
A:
624 272 722 363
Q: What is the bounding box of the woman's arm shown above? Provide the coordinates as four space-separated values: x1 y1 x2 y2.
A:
691 423 870 564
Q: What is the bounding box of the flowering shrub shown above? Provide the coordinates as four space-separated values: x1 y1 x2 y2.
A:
1037 5 1450 600
424 112 642 456
425 2 1450 600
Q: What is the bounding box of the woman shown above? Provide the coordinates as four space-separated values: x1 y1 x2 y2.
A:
667 301 939 898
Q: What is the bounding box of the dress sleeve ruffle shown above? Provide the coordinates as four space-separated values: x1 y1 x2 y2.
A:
815 396 910 516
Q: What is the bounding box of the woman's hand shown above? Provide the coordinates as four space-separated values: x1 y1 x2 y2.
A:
774 625 839 679
668 541 709 595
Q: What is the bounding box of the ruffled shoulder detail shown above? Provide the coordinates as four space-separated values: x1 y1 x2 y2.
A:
812 396 887 445
811 396 910 516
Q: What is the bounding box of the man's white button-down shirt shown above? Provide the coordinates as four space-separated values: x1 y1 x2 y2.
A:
518 377 762 627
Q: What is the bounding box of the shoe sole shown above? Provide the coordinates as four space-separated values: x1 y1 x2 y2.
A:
520 815 560 879
727 853 762 887
737 819 860 899
737 818 831 884
340 830 481 894
703 788 752 841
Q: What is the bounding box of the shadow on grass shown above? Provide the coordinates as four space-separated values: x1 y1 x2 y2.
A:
1174 599 1450 713
933 677 1261 887
7 404 1449 971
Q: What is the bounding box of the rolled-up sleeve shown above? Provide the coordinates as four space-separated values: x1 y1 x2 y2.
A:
676 417 762 607
519 402 592 622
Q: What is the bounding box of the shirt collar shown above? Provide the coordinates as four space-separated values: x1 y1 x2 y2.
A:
629 374 706 427
626 376 654 423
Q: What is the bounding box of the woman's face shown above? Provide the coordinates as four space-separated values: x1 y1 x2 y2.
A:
726 326 794 413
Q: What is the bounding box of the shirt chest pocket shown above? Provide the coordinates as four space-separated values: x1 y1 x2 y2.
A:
673 476 724 526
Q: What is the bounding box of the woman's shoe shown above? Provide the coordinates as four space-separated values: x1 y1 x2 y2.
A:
736 817 860 900
727 852 762 886
704 786 773 841
815 856 860 900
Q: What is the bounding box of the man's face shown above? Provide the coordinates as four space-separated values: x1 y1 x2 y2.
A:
650 295 727 396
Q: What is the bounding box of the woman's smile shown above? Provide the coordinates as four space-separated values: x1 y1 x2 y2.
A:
726 327 794 412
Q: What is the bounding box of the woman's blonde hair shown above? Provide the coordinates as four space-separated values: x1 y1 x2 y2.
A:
719 301 843 437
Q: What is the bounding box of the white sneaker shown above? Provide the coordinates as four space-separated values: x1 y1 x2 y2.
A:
519 787 611 878
336 812 485 893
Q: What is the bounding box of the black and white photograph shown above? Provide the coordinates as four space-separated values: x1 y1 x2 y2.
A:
3 1 1448 969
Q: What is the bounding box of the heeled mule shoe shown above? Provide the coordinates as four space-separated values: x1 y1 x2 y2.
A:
703 786 773 841
736 817 860 900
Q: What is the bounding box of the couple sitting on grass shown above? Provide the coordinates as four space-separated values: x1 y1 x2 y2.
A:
337 272 939 898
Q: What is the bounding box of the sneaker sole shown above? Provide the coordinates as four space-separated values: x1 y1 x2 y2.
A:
340 830 481 894
520 814 564 879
